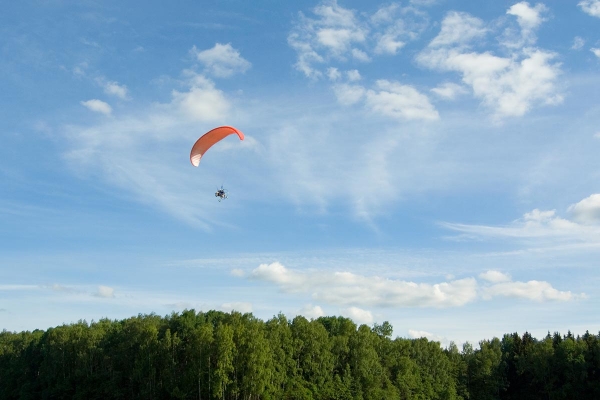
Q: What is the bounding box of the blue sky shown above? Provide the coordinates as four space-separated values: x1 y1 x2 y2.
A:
1 0 600 346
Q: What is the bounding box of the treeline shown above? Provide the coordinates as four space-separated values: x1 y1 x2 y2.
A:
0 311 599 399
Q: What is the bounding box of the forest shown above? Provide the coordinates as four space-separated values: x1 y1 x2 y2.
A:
1 310 599 399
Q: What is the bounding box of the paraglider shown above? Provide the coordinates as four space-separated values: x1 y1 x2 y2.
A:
190 126 244 201
215 186 228 201
190 126 244 167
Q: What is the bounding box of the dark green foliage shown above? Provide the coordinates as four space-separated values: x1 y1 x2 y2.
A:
1 313 600 400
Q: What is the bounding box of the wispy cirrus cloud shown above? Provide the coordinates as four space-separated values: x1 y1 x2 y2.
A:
63 60 247 229
442 194 600 246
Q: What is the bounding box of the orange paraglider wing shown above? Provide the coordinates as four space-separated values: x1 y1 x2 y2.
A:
190 126 244 166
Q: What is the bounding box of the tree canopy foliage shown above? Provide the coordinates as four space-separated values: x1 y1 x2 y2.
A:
1 310 599 399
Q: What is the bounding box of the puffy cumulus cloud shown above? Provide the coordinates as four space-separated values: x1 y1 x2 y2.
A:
171 73 230 122
507 2 547 29
365 80 439 120
481 280 583 302
246 263 584 310
479 270 511 283
95 285 115 298
298 304 326 319
81 99 112 115
430 82 468 100
579 0 600 17
191 43 251 78
220 302 253 313
342 306 373 325
592 48 600 58
249 262 478 308
417 6 562 120
289 0 427 77
567 194 600 224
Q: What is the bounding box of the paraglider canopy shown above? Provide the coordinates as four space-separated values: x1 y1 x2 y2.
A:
190 126 244 167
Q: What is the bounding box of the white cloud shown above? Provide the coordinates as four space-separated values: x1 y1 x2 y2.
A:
220 302 253 313
429 11 487 47
327 67 342 81
192 43 251 78
374 33 406 55
591 48 600 58
103 81 129 99
442 195 600 247
503 2 548 47
579 0 600 17
298 304 325 319
365 80 439 120
507 2 547 31
571 36 585 50
171 74 230 121
317 28 366 55
482 280 581 302
95 285 115 298
342 306 373 324
351 48 371 62
442 209 594 240
81 99 112 115
332 83 365 105
370 3 400 24
249 262 479 308
289 0 426 77
567 194 600 224
94 77 129 100
418 6 562 119
430 82 468 100
479 270 511 283
419 47 562 119
408 329 446 343
346 69 361 81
